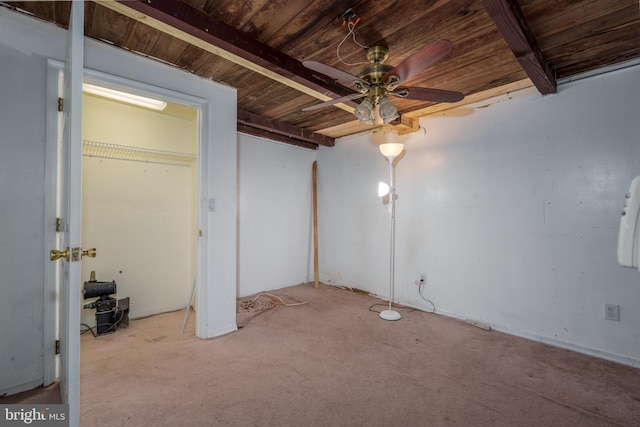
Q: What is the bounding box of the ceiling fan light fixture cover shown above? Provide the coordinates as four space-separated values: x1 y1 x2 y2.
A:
378 95 399 123
354 97 375 124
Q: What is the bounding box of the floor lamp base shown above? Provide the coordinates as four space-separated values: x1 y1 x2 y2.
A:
379 309 401 321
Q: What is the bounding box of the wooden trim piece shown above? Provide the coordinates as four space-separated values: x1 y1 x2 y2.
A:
107 1 357 113
237 110 334 147
481 0 557 94
312 161 319 289
395 116 420 135
402 79 533 118
315 121 382 139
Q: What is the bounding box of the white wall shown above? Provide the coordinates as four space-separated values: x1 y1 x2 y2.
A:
237 134 317 297
317 64 640 366
0 29 51 395
81 95 197 324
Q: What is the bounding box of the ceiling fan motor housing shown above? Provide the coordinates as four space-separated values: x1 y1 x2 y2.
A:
358 46 395 103
366 45 390 63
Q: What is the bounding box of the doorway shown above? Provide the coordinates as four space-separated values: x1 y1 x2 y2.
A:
44 55 238 407
44 63 206 383
79 90 198 330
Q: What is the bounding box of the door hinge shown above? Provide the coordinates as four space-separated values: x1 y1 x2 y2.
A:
55 217 63 232
55 340 60 355
58 97 63 112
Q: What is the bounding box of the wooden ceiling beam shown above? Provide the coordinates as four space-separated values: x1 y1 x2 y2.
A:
481 0 557 94
238 124 318 150
109 1 357 110
237 110 334 148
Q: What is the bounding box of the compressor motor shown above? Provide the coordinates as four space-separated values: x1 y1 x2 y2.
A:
83 273 129 336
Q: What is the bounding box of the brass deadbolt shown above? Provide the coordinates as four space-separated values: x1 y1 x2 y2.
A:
82 248 97 258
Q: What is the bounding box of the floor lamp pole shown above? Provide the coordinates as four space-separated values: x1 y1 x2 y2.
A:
380 155 401 321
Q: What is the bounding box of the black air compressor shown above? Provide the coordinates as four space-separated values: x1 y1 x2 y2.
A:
83 273 129 336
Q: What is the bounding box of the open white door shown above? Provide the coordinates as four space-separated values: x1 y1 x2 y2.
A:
50 2 84 426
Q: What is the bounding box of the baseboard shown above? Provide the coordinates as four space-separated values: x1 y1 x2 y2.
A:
0 378 42 398
323 283 640 368
491 323 640 369
428 307 640 369
204 323 237 339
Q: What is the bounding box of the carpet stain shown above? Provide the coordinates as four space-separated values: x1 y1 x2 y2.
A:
145 335 166 343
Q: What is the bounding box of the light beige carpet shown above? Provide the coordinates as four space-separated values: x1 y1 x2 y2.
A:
6 283 640 426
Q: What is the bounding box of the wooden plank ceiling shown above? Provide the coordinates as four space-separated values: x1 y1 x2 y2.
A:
4 0 639 149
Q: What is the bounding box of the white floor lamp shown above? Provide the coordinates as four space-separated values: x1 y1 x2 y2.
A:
377 142 404 321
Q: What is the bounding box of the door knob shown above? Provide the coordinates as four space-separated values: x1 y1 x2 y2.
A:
50 247 70 261
82 248 97 258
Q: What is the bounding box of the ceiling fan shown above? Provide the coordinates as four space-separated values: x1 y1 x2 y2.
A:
302 40 464 125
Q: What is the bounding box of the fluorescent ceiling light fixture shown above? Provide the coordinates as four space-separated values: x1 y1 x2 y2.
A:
82 83 167 111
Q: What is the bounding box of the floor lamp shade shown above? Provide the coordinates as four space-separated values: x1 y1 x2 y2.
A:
379 143 404 160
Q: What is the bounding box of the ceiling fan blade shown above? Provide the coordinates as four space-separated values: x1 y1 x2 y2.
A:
391 87 464 103
303 60 360 85
383 39 453 84
302 92 367 112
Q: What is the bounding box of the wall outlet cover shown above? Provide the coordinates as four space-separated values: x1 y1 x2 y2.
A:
605 303 620 321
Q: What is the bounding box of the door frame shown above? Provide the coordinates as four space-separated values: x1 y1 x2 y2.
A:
44 64 211 385
43 59 64 387
82 68 210 338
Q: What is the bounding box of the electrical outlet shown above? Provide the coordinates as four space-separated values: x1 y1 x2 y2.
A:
420 273 426 284
604 303 620 321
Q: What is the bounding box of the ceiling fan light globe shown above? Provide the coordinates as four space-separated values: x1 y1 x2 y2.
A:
379 95 399 123
354 97 375 124
382 111 399 123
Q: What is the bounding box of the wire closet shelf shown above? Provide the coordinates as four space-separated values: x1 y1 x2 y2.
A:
82 140 196 167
